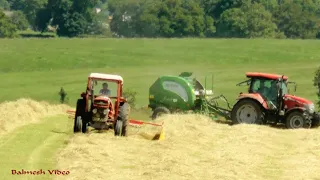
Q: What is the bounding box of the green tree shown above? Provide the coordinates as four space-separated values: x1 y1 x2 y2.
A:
0 10 17 37
0 0 10 10
23 0 47 28
273 0 319 39
7 0 25 11
36 0 99 37
200 0 243 19
108 0 142 37
217 2 277 38
108 0 215 37
10 10 29 30
314 66 320 109
7 0 47 29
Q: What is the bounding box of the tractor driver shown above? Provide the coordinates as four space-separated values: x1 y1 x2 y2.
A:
100 83 111 96
261 80 278 108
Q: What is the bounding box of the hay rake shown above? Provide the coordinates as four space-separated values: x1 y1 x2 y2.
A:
67 110 165 140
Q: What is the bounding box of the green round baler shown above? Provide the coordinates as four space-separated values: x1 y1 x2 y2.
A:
148 72 225 120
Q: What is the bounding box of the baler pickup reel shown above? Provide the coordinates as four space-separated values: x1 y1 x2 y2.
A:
204 94 232 120
67 109 165 140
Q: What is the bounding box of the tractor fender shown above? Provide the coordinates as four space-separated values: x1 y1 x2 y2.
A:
236 94 268 109
284 107 306 118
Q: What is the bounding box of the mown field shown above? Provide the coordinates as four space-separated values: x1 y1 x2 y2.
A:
1 38 320 180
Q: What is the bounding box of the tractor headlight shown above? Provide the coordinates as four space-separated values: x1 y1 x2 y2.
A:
304 103 315 114
92 109 97 114
103 109 109 115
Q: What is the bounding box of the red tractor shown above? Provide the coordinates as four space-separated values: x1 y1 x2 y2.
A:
73 73 130 136
231 72 320 129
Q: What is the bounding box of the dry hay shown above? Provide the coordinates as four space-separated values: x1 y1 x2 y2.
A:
0 98 69 135
56 114 320 180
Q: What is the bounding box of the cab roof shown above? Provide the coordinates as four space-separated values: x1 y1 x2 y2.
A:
246 72 288 80
89 73 123 82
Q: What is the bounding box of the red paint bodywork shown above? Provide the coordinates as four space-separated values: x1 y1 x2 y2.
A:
246 72 288 80
237 93 268 109
283 94 313 109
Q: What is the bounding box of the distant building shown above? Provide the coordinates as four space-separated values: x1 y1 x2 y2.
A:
95 8 102 14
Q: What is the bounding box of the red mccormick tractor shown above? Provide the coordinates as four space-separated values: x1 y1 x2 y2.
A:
69 73 164 139
231 72 320 129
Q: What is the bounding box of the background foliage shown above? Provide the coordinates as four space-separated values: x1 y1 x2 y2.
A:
1 0 320 38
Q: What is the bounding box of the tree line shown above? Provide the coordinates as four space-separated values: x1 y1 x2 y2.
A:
1 0 320 38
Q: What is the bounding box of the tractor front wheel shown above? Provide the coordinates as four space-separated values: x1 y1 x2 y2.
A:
152 106 170 120
231 99 263 125
311 113 320 128
285 111 310 129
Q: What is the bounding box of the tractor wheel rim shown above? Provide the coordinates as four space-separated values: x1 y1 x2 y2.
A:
290 115 304 128
236 105 258 123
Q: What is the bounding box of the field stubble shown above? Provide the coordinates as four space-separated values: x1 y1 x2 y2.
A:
55 114 320 180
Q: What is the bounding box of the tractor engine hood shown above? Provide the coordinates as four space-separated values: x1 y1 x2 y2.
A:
93 96 111 106
283 94 315 114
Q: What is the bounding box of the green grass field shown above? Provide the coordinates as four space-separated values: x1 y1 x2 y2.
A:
1 38 319 107
1 38 320 179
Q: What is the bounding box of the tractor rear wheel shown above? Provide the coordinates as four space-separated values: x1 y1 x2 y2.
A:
114 102 130 136
73 99 86 133
74 99 86 133
152 106 170 120
114 120 123 136
285 111 310 129
74 116 83 133
231 99 264 125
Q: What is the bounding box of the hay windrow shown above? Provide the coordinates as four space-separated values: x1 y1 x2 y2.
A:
0 98 69 135
55 114 320 180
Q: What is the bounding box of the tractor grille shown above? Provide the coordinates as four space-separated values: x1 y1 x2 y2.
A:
92 108 108 121
94 100 108 106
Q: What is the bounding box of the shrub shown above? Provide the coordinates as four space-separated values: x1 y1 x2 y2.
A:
123 89 137 109
313 67 320 109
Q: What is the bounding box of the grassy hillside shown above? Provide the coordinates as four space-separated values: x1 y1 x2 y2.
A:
0 38 319 108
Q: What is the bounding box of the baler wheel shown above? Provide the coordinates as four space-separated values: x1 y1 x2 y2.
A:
152 106 170 120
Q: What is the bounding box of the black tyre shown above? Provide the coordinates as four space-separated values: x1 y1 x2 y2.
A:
311 113 320 128
285 111 310 129
82 119 88 133
114 102 130 136
114 119 123 136
231 99 264 125
73 99 86 133
151 106 170 120
74 116 83 133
